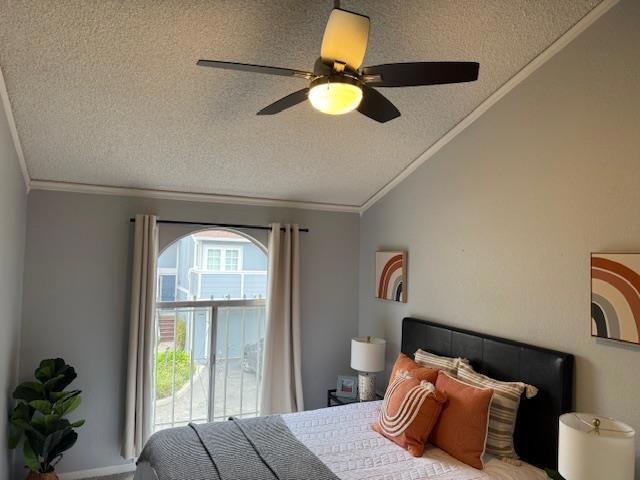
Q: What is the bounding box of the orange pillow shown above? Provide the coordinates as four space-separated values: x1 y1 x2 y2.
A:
430 371 494 469
389 352 439 384
373 371 447 457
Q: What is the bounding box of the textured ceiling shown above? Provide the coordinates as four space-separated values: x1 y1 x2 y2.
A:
0 0 600 207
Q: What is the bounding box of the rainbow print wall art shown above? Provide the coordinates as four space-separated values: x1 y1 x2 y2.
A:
591 253 640 345
375 251 407 303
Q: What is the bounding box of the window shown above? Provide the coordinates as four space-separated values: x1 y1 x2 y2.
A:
204 247 241 272
225 249 239 271
206 249 221 271
154 229 267 432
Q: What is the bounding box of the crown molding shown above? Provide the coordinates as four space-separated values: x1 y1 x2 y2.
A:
359 0 619 215
29 179 361 214
0 65 31 192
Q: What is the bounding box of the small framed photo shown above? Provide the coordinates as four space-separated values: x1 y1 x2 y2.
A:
336 375 358 399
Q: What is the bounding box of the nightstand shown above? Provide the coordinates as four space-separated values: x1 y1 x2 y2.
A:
326 388 383 407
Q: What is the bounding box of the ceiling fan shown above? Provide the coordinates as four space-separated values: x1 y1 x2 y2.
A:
197 2 479 123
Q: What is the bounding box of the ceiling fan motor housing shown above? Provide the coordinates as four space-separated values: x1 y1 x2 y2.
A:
310 73 362 91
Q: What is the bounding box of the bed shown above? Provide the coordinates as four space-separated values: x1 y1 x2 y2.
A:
134 317 574 480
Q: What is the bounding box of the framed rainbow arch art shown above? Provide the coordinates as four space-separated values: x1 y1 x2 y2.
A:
375 251 407 303
591 253 640 345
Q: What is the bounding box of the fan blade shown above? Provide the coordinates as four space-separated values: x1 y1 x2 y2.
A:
320 8 370 71
257 88 309 115
357 85 400 123
362 62 479 87
197 60 314 80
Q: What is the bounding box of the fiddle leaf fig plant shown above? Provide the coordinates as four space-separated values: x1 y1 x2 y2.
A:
545 469 566 480
9 358 85 474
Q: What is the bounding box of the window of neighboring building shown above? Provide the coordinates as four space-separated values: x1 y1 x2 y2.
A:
206 248 221 271
225 249 239 271
204 247 241 272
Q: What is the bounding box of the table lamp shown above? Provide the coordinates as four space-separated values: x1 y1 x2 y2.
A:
351 336 386 401
559 412 635 480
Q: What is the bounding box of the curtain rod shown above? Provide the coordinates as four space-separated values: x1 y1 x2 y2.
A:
128 218 309 233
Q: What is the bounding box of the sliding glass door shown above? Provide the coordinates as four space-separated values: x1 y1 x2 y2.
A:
152 300 266 431
153 228 268 432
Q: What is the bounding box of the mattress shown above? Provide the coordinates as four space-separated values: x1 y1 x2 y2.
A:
282 401 547 480
135 401 546 480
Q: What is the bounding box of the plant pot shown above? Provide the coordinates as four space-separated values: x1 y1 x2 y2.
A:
26 471 58 480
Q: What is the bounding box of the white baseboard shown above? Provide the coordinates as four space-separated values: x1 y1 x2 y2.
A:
57 462 136 480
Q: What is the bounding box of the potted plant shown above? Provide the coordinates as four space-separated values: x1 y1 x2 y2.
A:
8 358 85 480
545 469 566 479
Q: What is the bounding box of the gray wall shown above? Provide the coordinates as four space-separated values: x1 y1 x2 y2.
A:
0 103 27 476
20 191 359 474
360 0 640 473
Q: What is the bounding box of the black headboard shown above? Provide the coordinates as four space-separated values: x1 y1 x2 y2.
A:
401 317 574 469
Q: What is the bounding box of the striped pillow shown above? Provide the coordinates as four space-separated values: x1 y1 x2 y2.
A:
456 362 538 461
414 349 468 376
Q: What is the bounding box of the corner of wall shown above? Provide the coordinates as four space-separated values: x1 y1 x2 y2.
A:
0 65 31 193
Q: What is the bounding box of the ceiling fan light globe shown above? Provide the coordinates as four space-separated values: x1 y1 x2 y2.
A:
308 80 363 115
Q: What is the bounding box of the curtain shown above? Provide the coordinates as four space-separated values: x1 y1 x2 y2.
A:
259 223 304 415
122 214 158 459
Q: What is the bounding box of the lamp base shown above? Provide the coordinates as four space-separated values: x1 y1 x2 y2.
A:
358 372 377 401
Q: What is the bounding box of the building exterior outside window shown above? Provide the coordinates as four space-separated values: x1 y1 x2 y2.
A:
157 230 267 302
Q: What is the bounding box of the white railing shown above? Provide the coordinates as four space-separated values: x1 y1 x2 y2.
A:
153 299 266 431
192 271 267 301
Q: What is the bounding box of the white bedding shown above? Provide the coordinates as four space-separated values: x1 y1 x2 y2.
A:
282 401 547 480
135 400 546 480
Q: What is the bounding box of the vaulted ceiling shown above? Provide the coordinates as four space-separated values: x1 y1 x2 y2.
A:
0 1 601 208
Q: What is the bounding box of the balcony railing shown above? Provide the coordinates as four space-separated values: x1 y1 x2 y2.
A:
192 270 267 301
153 299 266 431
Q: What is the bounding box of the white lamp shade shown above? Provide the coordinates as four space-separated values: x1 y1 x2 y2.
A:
559 413 635 480
350 336 386 373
